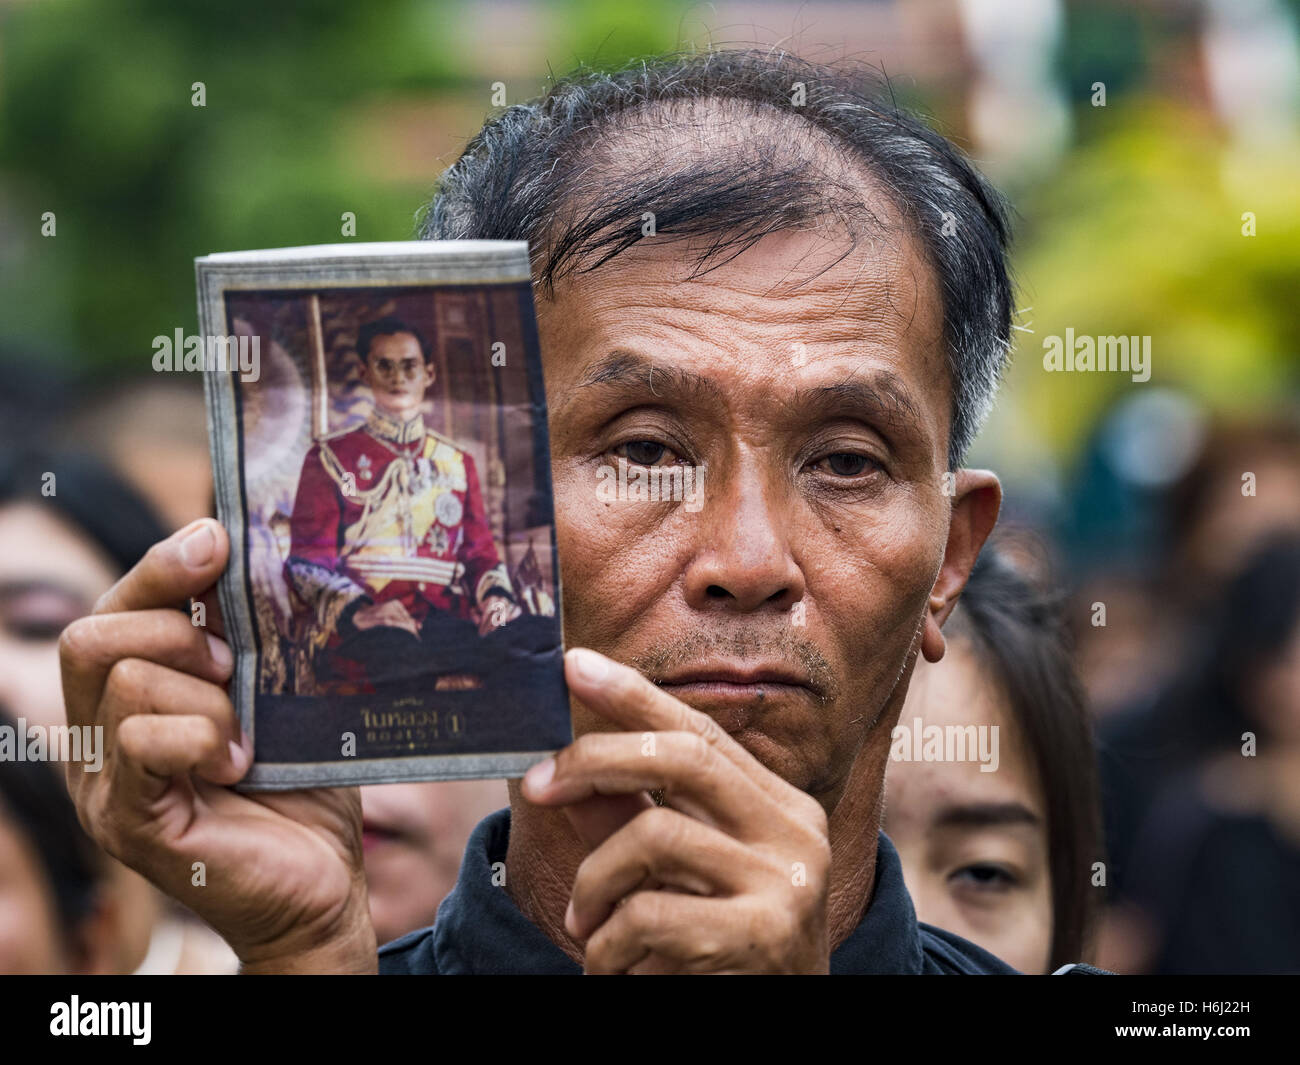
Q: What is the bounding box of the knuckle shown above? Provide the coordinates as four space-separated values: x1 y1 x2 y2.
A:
623 673 659 715
105 657 152 702
58 616 99 667
672 731 713 773
686 935 724 967
583 929 615 972
633 805 681 848
795 791 829 834
746 902 795 969
140 536 176 577
620 890 663 933
572 853 600 899
193 716 224 758
684 709 726 748
553 734 595 775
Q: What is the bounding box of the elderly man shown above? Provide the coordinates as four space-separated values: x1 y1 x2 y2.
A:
59 50 1019 974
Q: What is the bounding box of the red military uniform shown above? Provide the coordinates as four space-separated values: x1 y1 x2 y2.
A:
285 407 514 686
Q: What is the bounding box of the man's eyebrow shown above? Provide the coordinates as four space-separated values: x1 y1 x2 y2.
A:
792 375 925 436
933 802 1041 829
575 350 725 403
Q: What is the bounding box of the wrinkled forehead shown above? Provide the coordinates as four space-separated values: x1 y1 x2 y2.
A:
537 225 951 467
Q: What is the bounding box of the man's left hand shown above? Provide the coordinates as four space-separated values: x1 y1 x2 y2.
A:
522 647 832 974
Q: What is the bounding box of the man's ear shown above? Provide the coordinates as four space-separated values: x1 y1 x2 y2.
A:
920 468 1001 664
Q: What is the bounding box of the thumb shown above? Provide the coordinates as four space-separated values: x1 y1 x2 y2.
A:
94 518 230 616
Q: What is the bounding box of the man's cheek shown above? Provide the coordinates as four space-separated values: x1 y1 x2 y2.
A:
821 518 939 684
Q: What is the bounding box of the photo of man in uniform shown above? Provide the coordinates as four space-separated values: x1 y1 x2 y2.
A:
284 316 522 693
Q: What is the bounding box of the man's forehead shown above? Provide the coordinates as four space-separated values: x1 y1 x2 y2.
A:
368 333 423 356
540 227 942 348
538 229 950 446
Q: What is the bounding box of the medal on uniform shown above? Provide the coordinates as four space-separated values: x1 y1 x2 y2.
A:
435 490 463 527
416 456 434 492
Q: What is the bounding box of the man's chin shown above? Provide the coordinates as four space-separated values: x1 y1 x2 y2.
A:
375 397 419 417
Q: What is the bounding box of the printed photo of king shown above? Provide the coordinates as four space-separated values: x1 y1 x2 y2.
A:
284 315 524 695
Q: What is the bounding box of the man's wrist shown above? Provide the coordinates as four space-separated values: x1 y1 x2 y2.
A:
237 898 378 975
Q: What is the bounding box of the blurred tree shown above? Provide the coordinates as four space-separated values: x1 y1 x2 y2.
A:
1007 101 1300 459
0 0 463 374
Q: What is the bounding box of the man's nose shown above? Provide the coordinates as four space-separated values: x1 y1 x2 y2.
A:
682 462 805 613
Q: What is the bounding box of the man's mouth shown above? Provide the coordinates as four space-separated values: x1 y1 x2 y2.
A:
654 663 820 732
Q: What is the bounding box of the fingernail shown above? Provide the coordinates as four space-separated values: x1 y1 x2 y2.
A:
179 523 216 567
228 739 250 777
206 632 233 672
524 756 555 792
564 898 577 934
570 648 610 684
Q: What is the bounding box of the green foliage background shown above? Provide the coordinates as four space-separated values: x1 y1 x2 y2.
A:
1 0 1295 464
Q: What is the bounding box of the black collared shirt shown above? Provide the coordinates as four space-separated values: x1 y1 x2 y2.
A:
378 807 1019 974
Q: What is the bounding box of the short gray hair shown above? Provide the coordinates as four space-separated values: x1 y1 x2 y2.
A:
423 49 1013 467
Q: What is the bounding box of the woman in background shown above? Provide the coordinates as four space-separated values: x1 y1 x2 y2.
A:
884 546 1104 973
0 448 238 974
0 709 116 974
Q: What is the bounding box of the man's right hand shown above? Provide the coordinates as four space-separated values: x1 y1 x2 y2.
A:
60 519 377 974
351 598 420 638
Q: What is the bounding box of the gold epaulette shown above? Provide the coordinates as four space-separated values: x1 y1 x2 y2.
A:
422 425 468 455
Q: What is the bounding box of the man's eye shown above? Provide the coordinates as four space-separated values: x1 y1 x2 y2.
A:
817 452 878 477
950 864 1017 891
617 441 672 466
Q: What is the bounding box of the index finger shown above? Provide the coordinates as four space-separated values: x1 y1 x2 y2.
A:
563 648 791 804
95 519 230 617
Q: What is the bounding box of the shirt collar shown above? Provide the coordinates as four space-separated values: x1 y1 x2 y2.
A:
367 407 426 446
432 807 927 975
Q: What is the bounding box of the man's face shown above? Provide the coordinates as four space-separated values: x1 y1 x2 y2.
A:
538 224 957 809
360 332 432 420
